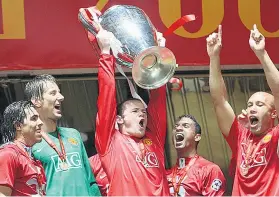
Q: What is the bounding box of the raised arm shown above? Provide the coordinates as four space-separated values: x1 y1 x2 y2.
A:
95 29 117 155
146 32 167 149
207 25 235 137
249 24 279 116
147 85 167 149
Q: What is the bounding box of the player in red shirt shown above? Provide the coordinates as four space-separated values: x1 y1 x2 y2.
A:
166 114 226 196
208 24 279 196
89 154 109 196
94 29 170 196
0 101 46 196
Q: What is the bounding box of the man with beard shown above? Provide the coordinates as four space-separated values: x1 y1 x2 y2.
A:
208 24 279 195
0 101 46 196
166 115 226 196
24 75 101 196
95 29 170 196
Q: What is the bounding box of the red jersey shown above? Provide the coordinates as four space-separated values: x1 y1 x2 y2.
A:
95 54 170 196
0 143 46 196
225 118 279 196
166 155 226 196
89 154 109 196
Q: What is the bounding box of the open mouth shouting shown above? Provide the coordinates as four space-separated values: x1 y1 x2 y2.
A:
174 132 185 148
139 118 145 129
54 103 62 114
249 116 259 128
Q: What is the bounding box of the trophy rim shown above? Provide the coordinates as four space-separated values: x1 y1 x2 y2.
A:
101 5 143 17
132 46 177 89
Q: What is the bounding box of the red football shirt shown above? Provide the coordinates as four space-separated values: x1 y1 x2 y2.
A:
89 154 109 196
166 155 226 196
0 143 46 196
225 118 279 196
95 54 170 196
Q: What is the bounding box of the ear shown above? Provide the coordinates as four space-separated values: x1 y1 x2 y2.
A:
14 122 22 131
271 110 277 119
31 98 42 108
194 134 201 142
116 115 124 125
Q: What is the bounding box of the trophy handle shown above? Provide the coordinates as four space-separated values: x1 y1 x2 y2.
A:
78 12 100 36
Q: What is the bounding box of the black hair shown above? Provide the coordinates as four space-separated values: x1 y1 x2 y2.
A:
1 101 34 143
176 114 201 134
24 74 56 101
117 98 143 116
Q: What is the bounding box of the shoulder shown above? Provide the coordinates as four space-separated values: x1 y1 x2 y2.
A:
271 125 279 135
59 127 82 139
230 118 248 135
196 157 222 172
59 127 80 134
0 144 19 163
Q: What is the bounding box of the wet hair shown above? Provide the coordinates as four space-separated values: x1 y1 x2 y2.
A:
176 114 201 134
24 74 56 101
0 101 34 143
117 98 143 116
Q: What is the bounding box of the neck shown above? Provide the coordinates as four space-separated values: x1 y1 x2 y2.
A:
177 147 197 158
253 122 274 136
14 136 33 147
41 117 57 133
120 126 144 139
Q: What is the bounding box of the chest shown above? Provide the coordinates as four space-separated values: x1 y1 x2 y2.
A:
33 135 83 172
167 169 201 196
15 157 42 193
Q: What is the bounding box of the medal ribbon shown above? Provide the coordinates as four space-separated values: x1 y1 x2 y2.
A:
172 155 198 196
14 141 46 196
41 129 66 162
125 135 149 165
243 138 262 167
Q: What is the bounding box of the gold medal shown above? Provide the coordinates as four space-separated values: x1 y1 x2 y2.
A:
241 165 249 176
60 162 69 171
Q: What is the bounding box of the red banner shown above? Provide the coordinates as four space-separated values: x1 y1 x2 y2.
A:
0 0 278 73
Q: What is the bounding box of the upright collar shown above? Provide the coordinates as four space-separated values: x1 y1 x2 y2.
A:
177 154 199 169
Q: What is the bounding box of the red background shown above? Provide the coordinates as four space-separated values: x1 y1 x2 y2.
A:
0 0 278 71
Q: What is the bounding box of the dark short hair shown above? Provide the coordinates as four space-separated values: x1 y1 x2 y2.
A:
24 74 56 101
117 98 143 116
1 101 34 143
176 114 201 134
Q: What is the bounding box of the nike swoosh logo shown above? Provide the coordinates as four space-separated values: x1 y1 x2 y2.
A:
99 174 106 179
35 148 43 152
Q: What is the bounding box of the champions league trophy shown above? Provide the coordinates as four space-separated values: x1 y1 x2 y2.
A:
78 5 177 89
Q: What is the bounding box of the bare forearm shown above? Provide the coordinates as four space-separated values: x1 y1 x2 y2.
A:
256 50 279 94
209 56 228 103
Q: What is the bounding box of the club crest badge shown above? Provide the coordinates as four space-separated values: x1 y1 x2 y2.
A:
143 138 152 145
68 137 78 146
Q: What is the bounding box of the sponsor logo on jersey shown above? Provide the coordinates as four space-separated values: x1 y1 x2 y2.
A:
136 152 159 168
51 152 82 172
240 141 267 170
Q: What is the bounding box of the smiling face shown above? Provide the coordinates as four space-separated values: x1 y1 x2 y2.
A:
172 117 201 149
117 100 147 138
19 107 43 146
246 92 276 135
35 81 64 121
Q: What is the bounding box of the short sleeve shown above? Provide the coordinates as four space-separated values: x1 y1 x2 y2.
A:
0 148 18 188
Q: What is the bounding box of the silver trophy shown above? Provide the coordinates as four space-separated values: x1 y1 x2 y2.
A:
79 5 177 89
